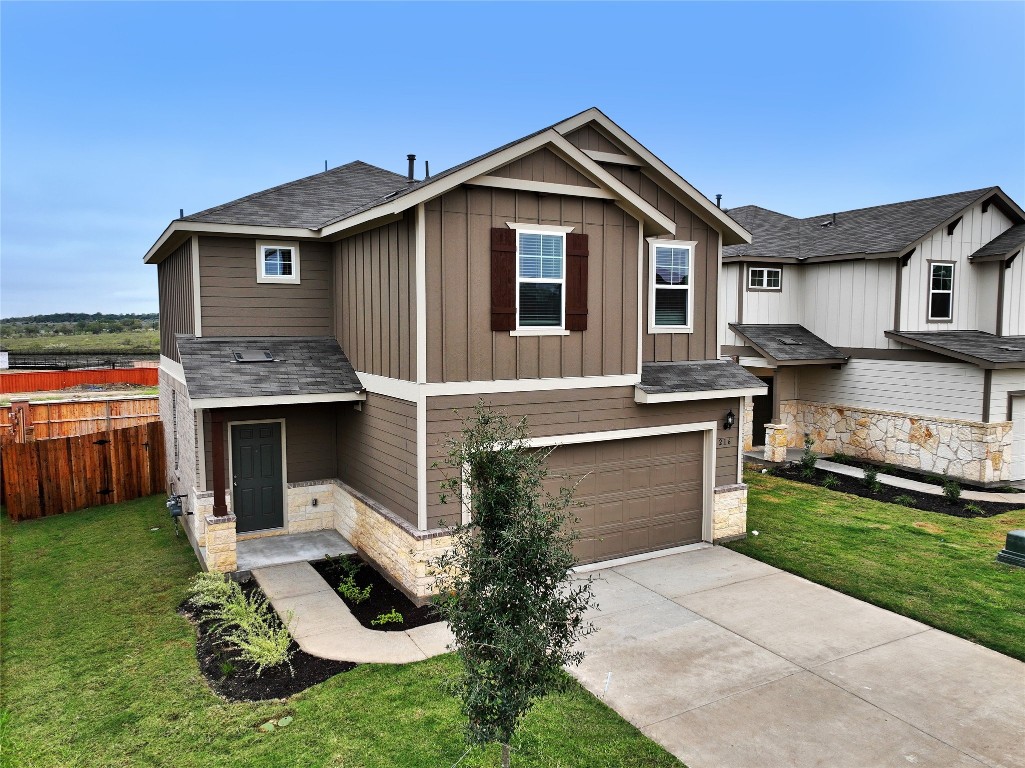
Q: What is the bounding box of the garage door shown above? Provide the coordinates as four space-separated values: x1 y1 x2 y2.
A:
542 431 706 564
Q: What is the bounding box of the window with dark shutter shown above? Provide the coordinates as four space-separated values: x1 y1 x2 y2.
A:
491 228 517 331
565 233 588 331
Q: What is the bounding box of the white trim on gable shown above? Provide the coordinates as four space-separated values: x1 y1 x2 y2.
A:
191 235 203 336
190 392 365 410
160 355 187 384
469 176 615 199
634 386 767 404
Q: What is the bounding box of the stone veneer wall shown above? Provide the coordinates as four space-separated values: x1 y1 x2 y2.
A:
332 480 454 602
780 400 1015 484
712 484 747 542
742 396 755 451
159 369 203 550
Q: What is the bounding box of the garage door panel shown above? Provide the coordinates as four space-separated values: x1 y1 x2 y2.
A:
596 500 625 527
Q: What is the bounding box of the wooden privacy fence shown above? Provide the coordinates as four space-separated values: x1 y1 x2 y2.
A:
0 368 157 394
0 395 160 441
1 422 166 521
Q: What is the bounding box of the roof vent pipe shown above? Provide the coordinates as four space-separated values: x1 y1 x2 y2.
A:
715 194 722 209
425 160 430 179
407 154 416 182
179 208 184 218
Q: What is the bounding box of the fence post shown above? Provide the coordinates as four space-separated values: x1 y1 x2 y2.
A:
10 399 30 443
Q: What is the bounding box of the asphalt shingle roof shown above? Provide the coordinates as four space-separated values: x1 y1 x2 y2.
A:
968 224 1025 261
638 360 766 394
723 188 998 261
182 162 411 229
176 335 363 400
886 331 1025 367
730 324 846 363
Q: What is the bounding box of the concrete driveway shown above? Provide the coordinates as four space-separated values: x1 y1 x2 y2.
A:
570 546 1024 768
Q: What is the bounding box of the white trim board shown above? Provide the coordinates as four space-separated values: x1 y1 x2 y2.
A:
190 392 365 410
145 221 319 264
469 176 615 199
635 386 767 404
354 372 642 402
160 355 187 385
190 235 202 337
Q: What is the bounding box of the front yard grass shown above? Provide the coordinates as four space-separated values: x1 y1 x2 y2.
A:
730 472 1025 661
0 496 680 768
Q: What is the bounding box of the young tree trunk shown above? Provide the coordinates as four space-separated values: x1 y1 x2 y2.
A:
501 743 511 768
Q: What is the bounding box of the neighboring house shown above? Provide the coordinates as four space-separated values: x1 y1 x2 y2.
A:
145 108 767 598
719 188 1025 485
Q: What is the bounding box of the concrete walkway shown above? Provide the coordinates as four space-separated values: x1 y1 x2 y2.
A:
570 547 1024 768
745 449 1025 504
236 529 355 572
252 561 453 664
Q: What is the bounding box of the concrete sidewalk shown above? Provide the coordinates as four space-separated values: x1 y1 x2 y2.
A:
570 547 1024 768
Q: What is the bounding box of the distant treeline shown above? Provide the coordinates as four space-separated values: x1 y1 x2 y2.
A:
1 313 159 338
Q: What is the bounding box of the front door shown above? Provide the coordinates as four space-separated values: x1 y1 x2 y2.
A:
231 422 284 533
751 376 774 446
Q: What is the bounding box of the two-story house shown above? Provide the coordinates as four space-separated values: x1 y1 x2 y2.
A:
145 108 767 599
719 188 1025 485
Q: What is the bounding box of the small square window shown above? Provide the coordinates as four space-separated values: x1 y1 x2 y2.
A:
748 266 782 290
256 242 301 284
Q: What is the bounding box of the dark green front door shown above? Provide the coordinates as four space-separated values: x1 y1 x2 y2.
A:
231 422 284 533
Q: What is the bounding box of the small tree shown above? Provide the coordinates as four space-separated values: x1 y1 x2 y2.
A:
430 401 596 767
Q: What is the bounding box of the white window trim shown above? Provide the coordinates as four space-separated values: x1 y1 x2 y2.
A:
514 227 568 333
256 241 301 284
648 239 696 334
927 261 955 321
748 266 782 291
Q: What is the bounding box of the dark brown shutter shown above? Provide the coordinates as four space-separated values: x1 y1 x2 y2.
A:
491 227 516 331
565 232 589 331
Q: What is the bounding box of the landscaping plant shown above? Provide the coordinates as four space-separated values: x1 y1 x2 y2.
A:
799 433 818 478
821 473 840 490
370 609 403 626
187 571 237 610
328 555 373 605
863 466 882 493
893 494 917 507
430 401 596 768
943 479 962 502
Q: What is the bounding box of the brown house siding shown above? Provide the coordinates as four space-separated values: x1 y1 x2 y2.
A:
491 148 598 187
563 124 631 155
158 239 194 361
202 404 337 491
425 188 639 383
198 236 333 337
424 387 739 529
605 166 721 363
336 212 416 380
336 393 418 525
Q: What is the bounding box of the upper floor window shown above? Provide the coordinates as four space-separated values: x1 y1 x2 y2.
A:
517 231 565 329
649 240 695 333
256 241 301 284
748 266 782 291
928 262 954 321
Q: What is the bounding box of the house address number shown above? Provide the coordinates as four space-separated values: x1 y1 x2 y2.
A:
717 436 737 448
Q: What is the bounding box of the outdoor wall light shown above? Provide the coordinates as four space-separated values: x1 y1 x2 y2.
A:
723 410 736 431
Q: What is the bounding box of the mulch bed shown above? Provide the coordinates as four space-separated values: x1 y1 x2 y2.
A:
824 455 1025 494
179 579 355 702
770 463 1024 518
310 554 440 632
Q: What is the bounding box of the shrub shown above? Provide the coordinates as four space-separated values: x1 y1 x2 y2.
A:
821 473 840 490
863 467 882 493
225 612 294 677
188 572 239 611
831 452 854 465
893 494 917 507
943 480 961 502
799 434 818 479
370 609 404 626
338 576 372 605
963 503 985 517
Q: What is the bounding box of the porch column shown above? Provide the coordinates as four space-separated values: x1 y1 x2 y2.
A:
210 410 228 516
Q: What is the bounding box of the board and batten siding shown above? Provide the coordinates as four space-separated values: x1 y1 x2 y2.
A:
202 404 338 492
424 388 739 530
336 212 416 380
157 239 194 361
799 259 898 348
491 148 599 188
424 187 639 382
795 359 985 422
336 393 418 525
563 123 631 155
1001 253 1024 336
991 368 1025 423
198 236 333 337
900 201 1014 333
603 166 721 363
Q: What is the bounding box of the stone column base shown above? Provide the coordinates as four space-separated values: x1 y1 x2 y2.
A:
205 514 237 572
713 483 748 541
764 423 789 462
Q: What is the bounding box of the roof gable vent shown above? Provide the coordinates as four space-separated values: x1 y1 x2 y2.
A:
232 350 275 363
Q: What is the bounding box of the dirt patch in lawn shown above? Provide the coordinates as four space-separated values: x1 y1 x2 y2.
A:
770 464 1022 517
179 580 355 702
310 555 440 632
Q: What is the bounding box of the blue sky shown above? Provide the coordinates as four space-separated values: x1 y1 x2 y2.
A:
2 1 1023 317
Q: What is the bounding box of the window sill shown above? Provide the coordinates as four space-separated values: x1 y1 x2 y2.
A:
510 329 571 337
256 276 301 285
648 326 694 335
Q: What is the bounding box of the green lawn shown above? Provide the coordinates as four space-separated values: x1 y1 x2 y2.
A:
0 497 680 768
729 472 1025 661
0 329 159 353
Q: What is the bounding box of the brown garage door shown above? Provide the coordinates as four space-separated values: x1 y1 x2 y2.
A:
542 431 705 564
